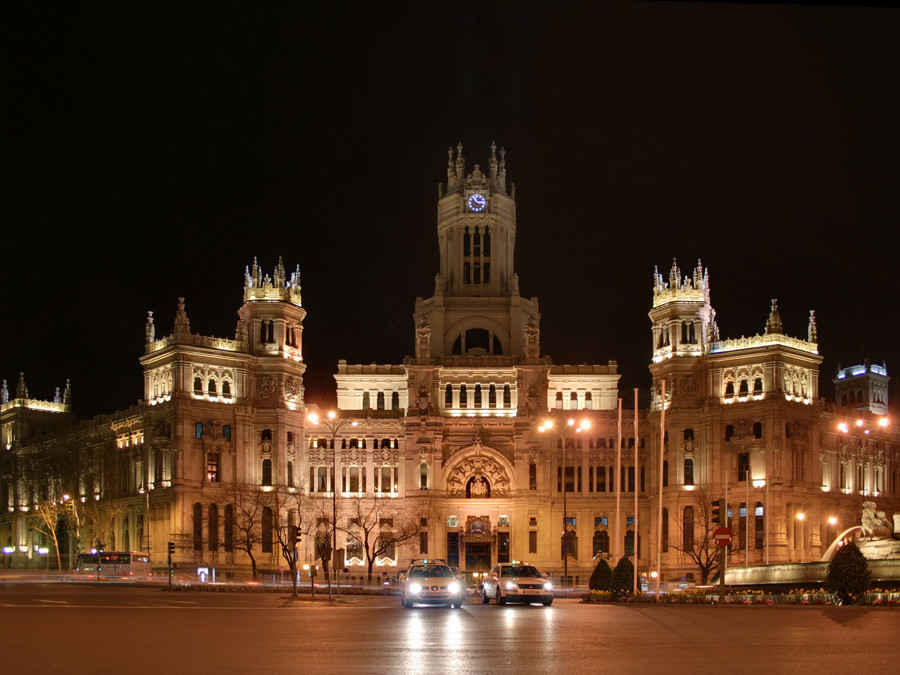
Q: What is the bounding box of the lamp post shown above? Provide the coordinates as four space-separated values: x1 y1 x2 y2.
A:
308 410 358 602
539 417 591 590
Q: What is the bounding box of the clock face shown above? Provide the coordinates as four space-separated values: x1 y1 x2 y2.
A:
467 193 486 212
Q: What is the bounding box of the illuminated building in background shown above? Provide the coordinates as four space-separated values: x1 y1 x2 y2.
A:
834 360 890 414
1 146 898 587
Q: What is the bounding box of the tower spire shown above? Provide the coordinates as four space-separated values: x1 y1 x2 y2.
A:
173 297 192 341
808 310 818 343
16 372 27 399
765 299 782 335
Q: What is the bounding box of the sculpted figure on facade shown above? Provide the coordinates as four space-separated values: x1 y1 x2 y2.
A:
416 381 431 417
524 316 540 358
415 318 431 359
145 311 155 344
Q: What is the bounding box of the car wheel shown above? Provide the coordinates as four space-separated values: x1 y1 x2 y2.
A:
481 587 490 604
542 597 553 606
496 588 506 606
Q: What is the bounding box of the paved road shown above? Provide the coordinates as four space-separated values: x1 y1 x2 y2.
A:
1 583 897 674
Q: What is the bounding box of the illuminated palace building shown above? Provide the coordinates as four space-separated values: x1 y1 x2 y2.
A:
2 145 898 585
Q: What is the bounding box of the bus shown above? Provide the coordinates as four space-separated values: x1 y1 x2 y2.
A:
74 551 152 578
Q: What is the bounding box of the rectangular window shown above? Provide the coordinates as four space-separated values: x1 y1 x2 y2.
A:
206 453 219 482
529 463 537 490
349 467 360 492
419 531 428 555
564 466 575 493
738 452 750 482
464 262 471 284
529 530 537 554
223 425 231 441
498 532 510 563
194 422 203 439
317 467 328 492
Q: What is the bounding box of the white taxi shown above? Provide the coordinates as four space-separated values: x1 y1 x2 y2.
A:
481 561 553 606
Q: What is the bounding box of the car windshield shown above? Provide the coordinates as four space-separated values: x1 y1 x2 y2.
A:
502 566 541 578
410 566 451 578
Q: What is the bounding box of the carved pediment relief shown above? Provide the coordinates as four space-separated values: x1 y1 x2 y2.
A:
445 447 511 497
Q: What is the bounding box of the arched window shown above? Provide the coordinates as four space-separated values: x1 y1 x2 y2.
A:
262 507 273 553
683 506 694 549
419 463 428 490
261 429 272 442
725 381 735 397
753 378 763 394
555 392 563 409
570 392 578 410
463 226 471 257
445 385 452 407
362 392 370 409
489 384 497 408
193 377 203 395
503 385 511 408
224 505 234 552
662 460 669 487
725 425 735 441
474 384 482 408
584 392 593 410
483 227 491 255
193 503 203 551
261 458 272 486
208 380 217 397
377 391 385 410
593 530 609 556
473 226 481 256
208 504 219 551
391 392 399 410
459 384 467 408
222 381 232 399
753 422 762 439
739 380 749 395
662 508 669 552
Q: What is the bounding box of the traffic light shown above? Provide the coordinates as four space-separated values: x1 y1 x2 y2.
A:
168 541 175 555
289 526 301 547
711 500 722 525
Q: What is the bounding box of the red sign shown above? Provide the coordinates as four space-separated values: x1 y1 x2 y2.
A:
713 527 732 547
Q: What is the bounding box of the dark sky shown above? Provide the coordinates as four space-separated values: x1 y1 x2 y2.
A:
5 2 900 419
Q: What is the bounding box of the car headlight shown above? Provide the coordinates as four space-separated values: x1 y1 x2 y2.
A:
448 581 460 594
543 582 553 591
409 583 422 594
505 582 518 590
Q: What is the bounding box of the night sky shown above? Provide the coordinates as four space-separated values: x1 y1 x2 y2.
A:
5 2 900 419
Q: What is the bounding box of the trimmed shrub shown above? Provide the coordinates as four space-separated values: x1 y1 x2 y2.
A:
589 558 612 591
824 543 870 605
610 556 634 596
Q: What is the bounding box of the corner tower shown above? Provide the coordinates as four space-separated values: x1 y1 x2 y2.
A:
415 142 538 358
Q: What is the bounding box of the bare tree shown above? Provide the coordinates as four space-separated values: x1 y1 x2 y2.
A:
335 497 427 584
222 482 265 579
669 485 722 585
260 485 307 597
33 499 65 570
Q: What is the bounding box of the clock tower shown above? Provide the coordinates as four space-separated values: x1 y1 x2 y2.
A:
415 142 538 358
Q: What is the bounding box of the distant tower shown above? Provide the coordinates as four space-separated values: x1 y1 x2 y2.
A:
834 358 890 414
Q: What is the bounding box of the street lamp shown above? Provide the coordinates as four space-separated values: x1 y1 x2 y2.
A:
539 417 591 589
308 410 358 602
